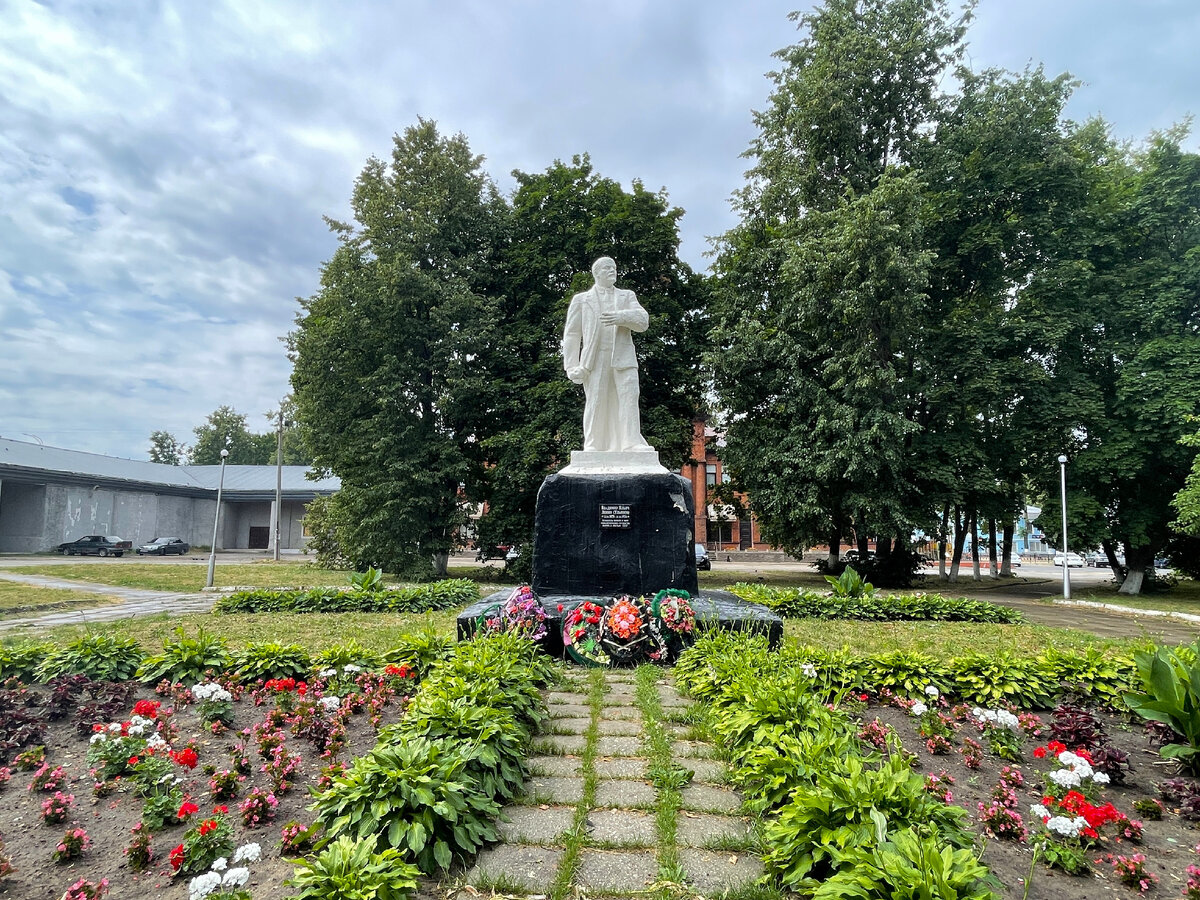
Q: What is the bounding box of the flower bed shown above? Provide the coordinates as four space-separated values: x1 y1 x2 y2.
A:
0 631 550 900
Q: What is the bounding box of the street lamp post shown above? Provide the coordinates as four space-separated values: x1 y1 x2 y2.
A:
1058 454 1071 600
205 449 230 589
272 411 286 561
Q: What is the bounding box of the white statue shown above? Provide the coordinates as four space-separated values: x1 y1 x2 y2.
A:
562 257 654 453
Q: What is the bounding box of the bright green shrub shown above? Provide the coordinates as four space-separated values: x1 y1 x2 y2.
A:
943 652 1055 708
230 642 312 683
381 631 453 679
0 642 51 680
35 634 143 682
288 834 420 900
213 578 479 614
1124 640 1200 774
313 640 381 672
727 584 1022 624
136 626 231 684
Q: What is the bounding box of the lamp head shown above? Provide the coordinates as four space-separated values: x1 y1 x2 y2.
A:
219 449 229 460
1057 455 1067 464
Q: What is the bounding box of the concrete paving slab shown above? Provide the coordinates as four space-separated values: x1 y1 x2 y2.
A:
680 783 742 814
594 778 657 809
528 755 582 777
605 681 637 696
593 757 648 779
676 812 753 848
522 776 584 805
547 703 591 719
497 805 575 844
599 705 641 721
597 719 641 736
575 849 661 892
672 740 717 758
547 717 592 734
682 758 727 783
595 736 644 756
586 808 657 847
679 848 764 895
546 691 589 705
534 734 587 754
466 845 564 891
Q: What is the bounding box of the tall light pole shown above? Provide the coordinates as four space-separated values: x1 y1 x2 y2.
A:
205 448 230 589
1058 454 1071 600
272 410 286 561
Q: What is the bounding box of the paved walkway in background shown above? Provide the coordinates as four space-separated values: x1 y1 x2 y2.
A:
0 570 211 630
464 670 761 896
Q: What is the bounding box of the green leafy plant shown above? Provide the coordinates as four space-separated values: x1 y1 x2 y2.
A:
136 627 231 685
172 811 234 877
309 737 499 874
811 825 1001 899
1124 640 1200 774
825 566 876 599
943 653 1054 709
380 631 452 679
348 567 384 592
312 640 381 672
287 834 420 900
0 642 51 680
213 579 478 615
230 643 311 683
35 634 143 682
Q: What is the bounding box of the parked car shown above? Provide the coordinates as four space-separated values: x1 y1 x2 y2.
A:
694 543 711 571
55 535 132 557
136 537 190 556
1011 553 1023 567
505 546 521 564
1053 552 1085 567
842 550 875 565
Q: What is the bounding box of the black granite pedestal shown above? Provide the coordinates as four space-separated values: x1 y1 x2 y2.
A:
531 471 697 598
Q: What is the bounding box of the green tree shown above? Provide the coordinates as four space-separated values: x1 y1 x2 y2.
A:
289 120 504 577
148 430 187 465
189 406 276 465
711 0 970 571
1173 421 1200 537
470 156 708 560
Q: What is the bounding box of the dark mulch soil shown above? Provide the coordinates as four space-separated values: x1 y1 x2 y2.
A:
0 681 444 900
868 703 1199 900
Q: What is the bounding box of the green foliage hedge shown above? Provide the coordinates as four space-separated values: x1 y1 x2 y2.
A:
309 632 553 875
213 578 479 614
729 583 1023 624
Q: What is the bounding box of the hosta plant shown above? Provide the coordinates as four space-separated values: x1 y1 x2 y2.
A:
1124 641 1200 774
35 634 142 683
231 643 311 683
287 834 419 900
137 627 231 685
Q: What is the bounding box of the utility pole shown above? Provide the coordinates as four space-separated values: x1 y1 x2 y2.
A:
273 409 285 561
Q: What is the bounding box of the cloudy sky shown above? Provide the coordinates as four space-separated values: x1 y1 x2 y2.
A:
2 0 1197 461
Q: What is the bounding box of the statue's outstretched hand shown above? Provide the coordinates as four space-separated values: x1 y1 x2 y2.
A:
567 366 586 384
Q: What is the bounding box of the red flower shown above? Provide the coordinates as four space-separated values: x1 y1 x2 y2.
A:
1033 746 1046 759
557 604 564 612
132 699 160 718
92 724 105 733
169 843 184 871
128 756 140 766
859 694 870 702
1048 740 1067 755
213 805 228 814
172 748 199 769
198 819 218 836
177 801 199 819
297 683 307 696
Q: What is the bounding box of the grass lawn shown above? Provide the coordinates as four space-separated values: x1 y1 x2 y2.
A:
0 581 123 616
1066 577 1200 615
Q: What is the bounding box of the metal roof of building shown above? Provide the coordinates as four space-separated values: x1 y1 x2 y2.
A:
0 437 340 497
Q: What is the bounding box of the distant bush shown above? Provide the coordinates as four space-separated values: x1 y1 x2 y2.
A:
729 584 1022 624
213 579 478 615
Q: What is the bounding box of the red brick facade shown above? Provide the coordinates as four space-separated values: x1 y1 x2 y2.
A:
677 419 772 551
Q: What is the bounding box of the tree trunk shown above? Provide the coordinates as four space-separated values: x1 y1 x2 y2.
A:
877 537 893 556
1102 539 1126 582
432 552 449 577
827 527 841 567
970 510 981 580
1118 546 1153 595
938 504 950 579
1000 521 1015 577
987 517 999 578
856 523 870 560
949 505 968 583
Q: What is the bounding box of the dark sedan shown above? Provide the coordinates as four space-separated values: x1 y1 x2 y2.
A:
56 535 132 557
136 537 190 556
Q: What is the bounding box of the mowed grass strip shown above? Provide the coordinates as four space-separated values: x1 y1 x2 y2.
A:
4 561 510 597
5 609 459 649
0 581 124 616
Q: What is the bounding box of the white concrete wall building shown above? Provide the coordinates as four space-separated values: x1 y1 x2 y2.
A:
0 438 339 553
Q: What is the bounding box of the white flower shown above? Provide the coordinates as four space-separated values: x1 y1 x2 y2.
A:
924 685 939 698
971 707 986 720
1045 816 1083 838
145 733 169 751
910 701 928 717
210 857 227 871
188 871 221 900
1030 804 1050 820
1092 771 1111 784
342 664 362 673
127 723 144 737
800 663 817 678
130 715 153 729
1047 769 1082 788
233 842 261 863
318 668 337 678
222 868 250 888
994 711 1021 732
89 733 105 745
319 696 341 712
107 722 122 734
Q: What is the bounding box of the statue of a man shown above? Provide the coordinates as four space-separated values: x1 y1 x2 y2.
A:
562 257 654 453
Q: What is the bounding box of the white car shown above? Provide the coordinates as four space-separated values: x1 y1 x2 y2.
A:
1053 552 1085 567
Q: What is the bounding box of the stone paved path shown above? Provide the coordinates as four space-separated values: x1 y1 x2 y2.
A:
0 571 212 630
465 668 761 898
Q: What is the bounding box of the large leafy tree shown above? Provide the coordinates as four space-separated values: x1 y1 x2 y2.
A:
711 0 970 565
1029 128 1200 592
1174 422 1200 537
470 156 707 558
189 406 276 465
290 120 504 576
148 430 187 465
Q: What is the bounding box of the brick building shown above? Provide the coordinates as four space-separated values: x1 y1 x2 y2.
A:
676 420 771 551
